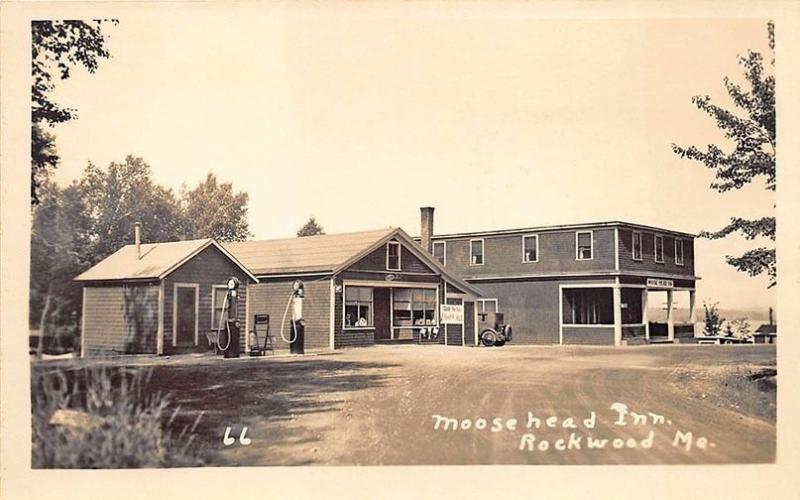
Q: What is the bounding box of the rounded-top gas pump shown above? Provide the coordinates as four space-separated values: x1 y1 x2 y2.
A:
289 280 305 355
222 277 241 358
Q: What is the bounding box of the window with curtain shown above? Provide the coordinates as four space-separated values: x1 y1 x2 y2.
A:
576 231 593 260
470 239 484 265
345 286 373 327
523 235 538 262
393 288 437 327
562 288 613 325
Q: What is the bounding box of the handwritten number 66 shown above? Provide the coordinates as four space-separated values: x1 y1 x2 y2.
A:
223 426 251 446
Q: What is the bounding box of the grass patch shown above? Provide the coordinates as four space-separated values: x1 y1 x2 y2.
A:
31 365 204 468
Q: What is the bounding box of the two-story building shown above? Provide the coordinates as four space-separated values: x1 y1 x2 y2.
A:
418 207 699 346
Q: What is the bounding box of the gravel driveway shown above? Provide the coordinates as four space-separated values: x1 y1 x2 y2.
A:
130 344 776 465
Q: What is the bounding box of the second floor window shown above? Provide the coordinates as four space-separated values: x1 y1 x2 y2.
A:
470 239 484 265
433 241 446 265
632 231 643 261
576 231 593 260
386 241 401 270
675 238 684 266
522 235 538 262
654 235 664 263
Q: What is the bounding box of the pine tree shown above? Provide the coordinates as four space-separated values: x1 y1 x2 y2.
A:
672 21 775 287
297 217 325 237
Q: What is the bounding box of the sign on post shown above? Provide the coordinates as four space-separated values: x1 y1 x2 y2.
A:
440 304 464 324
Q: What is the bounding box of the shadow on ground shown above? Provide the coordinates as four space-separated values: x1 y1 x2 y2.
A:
147 358 400 464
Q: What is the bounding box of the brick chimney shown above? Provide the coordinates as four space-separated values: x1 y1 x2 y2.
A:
420 207 434 254
134 222 142 259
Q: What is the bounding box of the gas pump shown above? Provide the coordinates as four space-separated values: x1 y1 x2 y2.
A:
279 280 306 355
222 277 241 358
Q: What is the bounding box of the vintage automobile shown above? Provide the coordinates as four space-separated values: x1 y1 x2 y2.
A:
478 311 513 347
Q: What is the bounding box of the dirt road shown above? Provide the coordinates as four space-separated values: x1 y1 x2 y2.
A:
105 344 777 465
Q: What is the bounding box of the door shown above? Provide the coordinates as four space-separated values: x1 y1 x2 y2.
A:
464 301 476 346
175 285 197 346
373 288 391 340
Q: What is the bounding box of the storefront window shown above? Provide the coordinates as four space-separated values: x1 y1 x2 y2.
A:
345 286 373 327
562 288 613 325
393 288 437 327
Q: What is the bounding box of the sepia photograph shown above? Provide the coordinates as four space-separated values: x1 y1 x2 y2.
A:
2 1 799 498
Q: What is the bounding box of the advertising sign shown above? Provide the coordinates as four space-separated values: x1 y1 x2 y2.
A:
440 304 464 324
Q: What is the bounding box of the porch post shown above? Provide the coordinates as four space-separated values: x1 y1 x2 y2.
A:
666 289 674 342
642 288 649 341
613 286 622 346
689 289 697 338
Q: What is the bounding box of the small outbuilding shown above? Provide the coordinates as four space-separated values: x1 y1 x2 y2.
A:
753 324 777 344
75 237 257 356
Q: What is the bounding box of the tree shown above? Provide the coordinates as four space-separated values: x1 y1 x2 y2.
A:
31 125 59 205
672 21 775 287
297 217 325 237
729 318 752 340
31 19 116 205
702 301 725 336
180 173 251 242
29 181 85 356
77 156 184 264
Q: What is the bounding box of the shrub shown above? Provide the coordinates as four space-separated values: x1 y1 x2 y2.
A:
702 301 725 336
31 365 203 468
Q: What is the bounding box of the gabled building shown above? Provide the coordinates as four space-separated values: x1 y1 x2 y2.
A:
418 207 699 346
76 225 482 356
225 227 482 352
75 234 257 356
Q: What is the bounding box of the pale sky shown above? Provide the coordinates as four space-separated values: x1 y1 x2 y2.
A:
44 7 775 309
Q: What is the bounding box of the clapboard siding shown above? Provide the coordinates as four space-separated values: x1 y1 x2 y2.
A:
437 228 616 278
561 326 615 345
162 245 252 353
474 280 563 345
618 228 695 276
83 283 159 355
349 238 437 275
247 279 331 351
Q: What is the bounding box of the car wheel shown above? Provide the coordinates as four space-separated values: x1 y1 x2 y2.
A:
495 339 506 347
503 325 513 342
481 329 497 347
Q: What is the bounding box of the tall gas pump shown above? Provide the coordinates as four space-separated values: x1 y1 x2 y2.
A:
223 277 241 358
289 280 305 355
